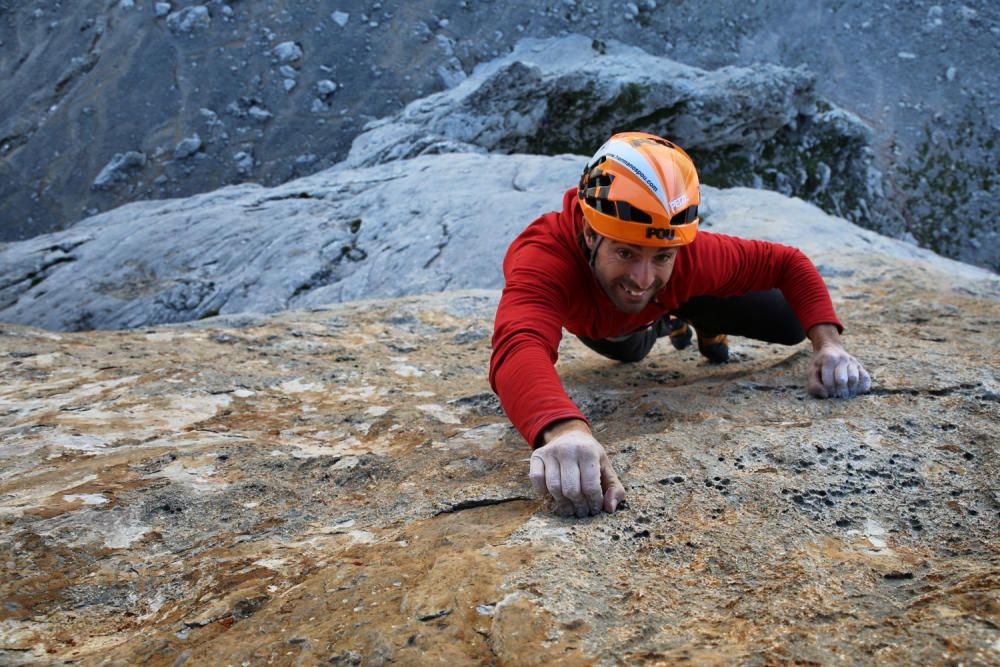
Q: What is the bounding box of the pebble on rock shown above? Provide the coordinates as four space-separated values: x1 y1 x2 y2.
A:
316 79 337 98
233 151 254 175
274 41 303 64
166 6 211 33
174 134 202 160
92 151 147 189
248 106 273 122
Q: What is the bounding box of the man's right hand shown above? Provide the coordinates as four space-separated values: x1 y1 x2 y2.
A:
529 420 626 517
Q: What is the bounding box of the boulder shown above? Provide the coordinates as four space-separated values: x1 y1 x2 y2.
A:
345 35 890 228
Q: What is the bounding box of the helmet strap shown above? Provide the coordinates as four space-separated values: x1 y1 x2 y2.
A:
588 234 603 270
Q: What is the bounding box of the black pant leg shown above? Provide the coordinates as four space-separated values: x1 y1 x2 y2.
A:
673 289 806 345
577 325 659 363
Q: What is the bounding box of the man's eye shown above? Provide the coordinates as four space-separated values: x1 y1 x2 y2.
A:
655 254 672 263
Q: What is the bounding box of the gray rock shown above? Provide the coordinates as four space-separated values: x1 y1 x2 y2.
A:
2 152 993 332
274 41 303 64
165 6 210 33
346 36 889 234
233 151 254 175
154 3 171 18
316 79 337 98
173 134 202 160
331 11 349 27
92 151 147 189
247 106 272 123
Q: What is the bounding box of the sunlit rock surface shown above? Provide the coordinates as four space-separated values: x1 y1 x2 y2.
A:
1 207 998 663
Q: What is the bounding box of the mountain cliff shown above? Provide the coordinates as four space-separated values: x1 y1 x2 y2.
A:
2 4 998 270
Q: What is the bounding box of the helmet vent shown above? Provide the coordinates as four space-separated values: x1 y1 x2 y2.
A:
670 204 698 226
616 201 652 223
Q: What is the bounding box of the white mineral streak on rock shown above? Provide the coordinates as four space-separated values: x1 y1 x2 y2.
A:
331 456 361 470
393 364 424 377
278 378 325 393
365 406 390 417
507 516 573 545
104 522 152 549
233 388 255 398
63 494 109 505
348 530 376 544
417 403 462 424
50 433 110 452
433 422 509 450
285 438 368 459
339 386 377 401
157 462 228 493
53 394 232 446
854 519 892 555
47 507 153 549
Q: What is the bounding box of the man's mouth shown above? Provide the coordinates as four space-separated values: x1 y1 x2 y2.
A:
620 283 648 300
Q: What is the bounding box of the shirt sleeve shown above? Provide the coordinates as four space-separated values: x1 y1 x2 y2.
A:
489 232 589 448
682 233 842 334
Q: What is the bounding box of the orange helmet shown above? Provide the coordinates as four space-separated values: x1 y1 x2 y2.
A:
578 132 700 247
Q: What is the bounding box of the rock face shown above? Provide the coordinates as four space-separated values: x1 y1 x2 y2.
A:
1 218 998 662
347 35 889 231
1 2 998 271
0 153 580 331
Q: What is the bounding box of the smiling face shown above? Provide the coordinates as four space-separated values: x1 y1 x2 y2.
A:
584 227 679 313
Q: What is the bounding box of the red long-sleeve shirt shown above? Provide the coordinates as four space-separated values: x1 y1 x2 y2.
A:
489 187 841 447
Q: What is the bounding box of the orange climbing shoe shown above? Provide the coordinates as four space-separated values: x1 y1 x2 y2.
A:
697 332 729 363
666 317 692 350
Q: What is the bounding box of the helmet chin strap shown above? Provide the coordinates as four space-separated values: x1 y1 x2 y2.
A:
587 231 603 271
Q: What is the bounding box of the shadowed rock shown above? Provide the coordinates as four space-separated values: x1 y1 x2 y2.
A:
346 35 891 231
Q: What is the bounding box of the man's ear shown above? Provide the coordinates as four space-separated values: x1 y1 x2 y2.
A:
583 225 597 250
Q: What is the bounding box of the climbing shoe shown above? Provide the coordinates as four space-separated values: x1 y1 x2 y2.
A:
665 317 692 351
697 332 729 364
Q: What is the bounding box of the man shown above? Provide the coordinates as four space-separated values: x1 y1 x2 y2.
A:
489 132 872 518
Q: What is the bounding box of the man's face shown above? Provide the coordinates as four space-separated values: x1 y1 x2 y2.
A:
586 231 679 313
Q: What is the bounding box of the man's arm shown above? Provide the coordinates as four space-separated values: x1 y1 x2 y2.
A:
528 419 626 517
806 324 872 398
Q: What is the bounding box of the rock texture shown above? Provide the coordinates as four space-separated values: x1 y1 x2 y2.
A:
1 222 999 663
347 35 888 230
0 153 580 331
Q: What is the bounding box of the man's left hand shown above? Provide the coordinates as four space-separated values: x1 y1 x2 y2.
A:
806 324 872 398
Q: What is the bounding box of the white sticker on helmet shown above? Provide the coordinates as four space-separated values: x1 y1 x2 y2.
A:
590 138 671 213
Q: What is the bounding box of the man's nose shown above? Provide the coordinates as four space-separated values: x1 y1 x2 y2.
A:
629 260 655 290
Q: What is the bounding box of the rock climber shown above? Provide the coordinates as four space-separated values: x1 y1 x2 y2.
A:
489 131 872 518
